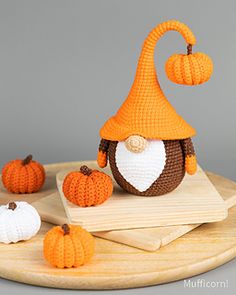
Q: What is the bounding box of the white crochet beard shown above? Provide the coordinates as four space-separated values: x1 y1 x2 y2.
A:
115 140 166 192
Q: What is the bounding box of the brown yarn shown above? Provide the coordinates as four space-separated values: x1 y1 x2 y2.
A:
108 140 185 196
187 44 192 55
181 138 195 156
99 139 110 153
80 165 92 176
61 224 70 235
22 154 33 165
8 202 17 210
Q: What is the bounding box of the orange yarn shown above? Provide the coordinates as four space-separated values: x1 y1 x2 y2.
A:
2 155 45 194
97 151 107 168
100 20 212 141
185 155 197 175
63 165 113 207
43 224 95 268
166 51 213 85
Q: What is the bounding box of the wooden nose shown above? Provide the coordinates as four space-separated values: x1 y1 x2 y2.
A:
125 135 147 153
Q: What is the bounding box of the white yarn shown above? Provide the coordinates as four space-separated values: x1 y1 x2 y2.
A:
115 140 166 192
0 201 41 244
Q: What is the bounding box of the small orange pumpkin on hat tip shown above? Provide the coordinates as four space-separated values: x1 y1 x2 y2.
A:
165 43 213 85
1 154 45 194
62 165 113 207
43 223 95 268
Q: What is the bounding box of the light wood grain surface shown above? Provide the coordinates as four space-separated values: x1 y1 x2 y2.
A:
33 190 236 251
56 164 227 231
0 168 236 289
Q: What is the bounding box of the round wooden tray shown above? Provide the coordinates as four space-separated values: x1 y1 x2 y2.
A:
0 162 236 290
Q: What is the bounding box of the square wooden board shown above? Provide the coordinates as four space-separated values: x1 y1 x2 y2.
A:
56 165 228 232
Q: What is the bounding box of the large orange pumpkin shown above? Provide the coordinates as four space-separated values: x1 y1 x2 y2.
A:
1 155 45 193
63 165 113 207
165 44 213 85
43 224 95 268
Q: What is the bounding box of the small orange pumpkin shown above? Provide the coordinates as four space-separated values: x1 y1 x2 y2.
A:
1 154 45 194
63 165 113 207
43 224 94 268
165 44 213 85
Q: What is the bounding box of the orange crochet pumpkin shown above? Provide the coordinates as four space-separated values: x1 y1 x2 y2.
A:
165 44 213 85
1 154 45 194
43 224 95 268
63 165 113 207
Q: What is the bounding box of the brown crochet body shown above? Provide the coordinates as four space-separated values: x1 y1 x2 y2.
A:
108 140 185 196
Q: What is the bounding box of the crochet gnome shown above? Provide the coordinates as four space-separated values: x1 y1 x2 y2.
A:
97 20 213 196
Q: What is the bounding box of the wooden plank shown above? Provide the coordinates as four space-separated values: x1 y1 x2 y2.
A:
33 190 236 251
56 165 227 232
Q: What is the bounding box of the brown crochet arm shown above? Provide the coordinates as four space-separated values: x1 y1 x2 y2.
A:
97 139 110 168
181 138 197 175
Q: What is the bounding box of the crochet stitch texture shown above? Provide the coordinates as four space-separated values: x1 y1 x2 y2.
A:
2 155 45 194
0 201 41 244
43 224 94 268
166 52 213 85
100 20 197 141
63 166 113 207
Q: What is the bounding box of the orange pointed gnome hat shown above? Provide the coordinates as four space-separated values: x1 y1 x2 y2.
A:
100 20 213 141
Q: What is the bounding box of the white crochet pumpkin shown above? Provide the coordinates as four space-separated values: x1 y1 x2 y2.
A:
0 201 41 244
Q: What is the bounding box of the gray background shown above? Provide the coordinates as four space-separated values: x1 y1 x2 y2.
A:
0 0 236 294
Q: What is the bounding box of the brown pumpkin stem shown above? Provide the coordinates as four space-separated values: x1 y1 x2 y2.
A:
8 202 17 210
61 224 70 235
187 44 192 55
22 154 33 165
80 165 92 176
